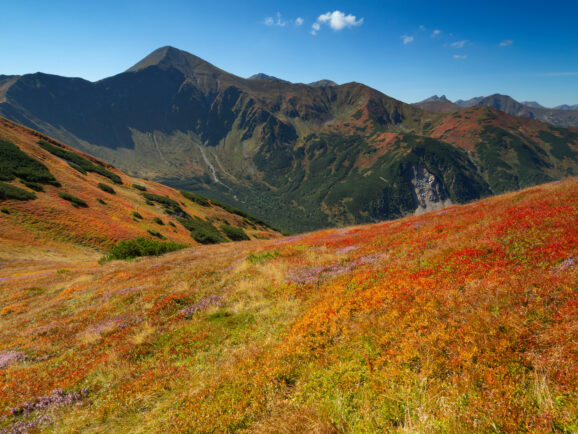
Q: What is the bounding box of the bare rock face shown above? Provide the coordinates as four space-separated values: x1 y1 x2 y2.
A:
410 163 452 214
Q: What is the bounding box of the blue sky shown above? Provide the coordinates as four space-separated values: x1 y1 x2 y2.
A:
1 0 577 106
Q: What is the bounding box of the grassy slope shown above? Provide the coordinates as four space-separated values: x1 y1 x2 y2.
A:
0 178 576 432
0 117 279 260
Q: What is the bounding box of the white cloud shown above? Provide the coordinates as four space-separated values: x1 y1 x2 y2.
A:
419 25 425 30
431 29 441 37
295 17 304 26
453 54 467 60
401 35 414 45
311 10 363 34
499 39 513 47
450 40 468 48
265 12 286 27
311 22 321 35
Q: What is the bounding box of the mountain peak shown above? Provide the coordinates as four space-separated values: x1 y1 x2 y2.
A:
248 73 290 83
125 46 219 77
421 94 450 103
308 79 337 87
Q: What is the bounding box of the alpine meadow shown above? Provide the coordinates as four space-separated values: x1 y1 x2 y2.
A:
0 1 576 432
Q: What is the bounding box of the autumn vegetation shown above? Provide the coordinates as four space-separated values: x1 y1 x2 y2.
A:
0 177 576 432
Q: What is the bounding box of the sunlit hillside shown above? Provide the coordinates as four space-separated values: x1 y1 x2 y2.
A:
0 117 279 261
0 177 576 432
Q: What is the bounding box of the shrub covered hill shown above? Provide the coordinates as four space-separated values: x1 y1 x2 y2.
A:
0 116 279 259
1 46 577 232
0 176 576 432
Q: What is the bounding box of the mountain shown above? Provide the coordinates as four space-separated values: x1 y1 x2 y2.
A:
1 46 577 232
451 94 578 127
554 104 578 110
521 101 545 109
413 95 462 112
308 79 338 87
0 116 279 257
1 177 576 432
248 73 291 83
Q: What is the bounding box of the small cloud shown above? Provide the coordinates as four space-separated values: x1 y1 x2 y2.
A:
431 29 441 37
499 39 513 47
453 54 467 60
401 35 414 45
311 22 321 35
311 10 363 34
265 12 287 27
450 40 468 48
419 25 426 30
295 17 304 26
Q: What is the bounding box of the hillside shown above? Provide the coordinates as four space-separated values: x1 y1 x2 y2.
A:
0 116 279 259
1 47 577 232
0 178 576 432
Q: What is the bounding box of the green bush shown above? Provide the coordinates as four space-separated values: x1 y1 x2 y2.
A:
100 237 187 262
97 183 116 194
97 198 107 205
0 181 37 201
221 224 250 241
1 207 10 214
38 140 122 184
168 221 176 228
132 211 143 219
58 192 88 208
20 180 44 192
147 229 166 239
142 193 190 218
177 216 226 244
0 139 59 187
180 190 210 207
133 184 147 191
153 217 164 225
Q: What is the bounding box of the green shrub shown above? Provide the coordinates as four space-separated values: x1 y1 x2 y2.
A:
133 184 147 191
132 211 143 219
97 183 116 194
168 221 176 228
97 198 107 205
1 207 10 214
0 139 59 187
177 216 226 244
58 192 88 208
142 193 190 218
221 224 250 241
153 217 164 225
100 237 187 262
180 190 210 207
38 140 122 184
20 180 44 192
147 229 166 239
0 181 37 201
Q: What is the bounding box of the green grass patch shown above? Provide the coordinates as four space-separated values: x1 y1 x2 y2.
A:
100 237 187 262
247 250 280 264
97 183 116 194
220 224 250 241
38 140 122 184
20 180 44 192
142 193 190 218
58 192 88 208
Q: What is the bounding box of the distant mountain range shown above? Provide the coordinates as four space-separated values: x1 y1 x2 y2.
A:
1 46 577 232
414 94 578 127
